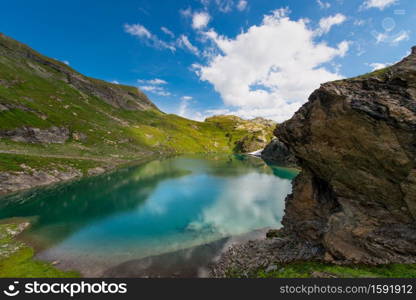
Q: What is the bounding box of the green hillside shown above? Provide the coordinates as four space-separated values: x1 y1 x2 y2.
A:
0 33 275 181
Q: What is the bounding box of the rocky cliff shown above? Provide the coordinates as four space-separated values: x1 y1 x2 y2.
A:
205 115 276 153
277 47 416 264
211 47 416 278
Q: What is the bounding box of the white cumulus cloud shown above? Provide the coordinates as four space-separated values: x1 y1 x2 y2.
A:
237 0 248 11
317 13 347 35
138 78 171 96
317 0 331 9
124 24 152 38
124 23 176 51
161 26 175 38
200 0 234 13
178 35 200 56
181 96 193 101
368 62 390 71
180 7 193 17
195 8 349 122
374 30 410 45
192 12 211 30
361 0 397 10
215 0 234 12
177 97 205 120
140 85 171 97
178 100 189 117
392 31 410 44
138 78 168 85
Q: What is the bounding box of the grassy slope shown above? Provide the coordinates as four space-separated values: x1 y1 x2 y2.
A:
1 34 415 279
0 47 230 157
0 34 275 277
0 33 273 173
0 153 105 179
205 115 275 152
0 220 79 278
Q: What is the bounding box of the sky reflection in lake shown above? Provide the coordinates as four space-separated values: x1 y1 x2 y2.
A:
0 154 298 276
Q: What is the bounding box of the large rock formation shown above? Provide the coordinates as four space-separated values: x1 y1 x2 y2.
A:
261 138 298 167
277 47 416 264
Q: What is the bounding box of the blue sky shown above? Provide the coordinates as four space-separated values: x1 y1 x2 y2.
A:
1 0 415 121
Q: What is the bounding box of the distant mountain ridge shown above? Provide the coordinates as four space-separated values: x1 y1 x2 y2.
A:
0 33 156 111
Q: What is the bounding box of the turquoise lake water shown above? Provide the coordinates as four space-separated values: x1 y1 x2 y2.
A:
0 155 298 277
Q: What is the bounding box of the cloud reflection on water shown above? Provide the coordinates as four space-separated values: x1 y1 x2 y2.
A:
187 172 292 236
2 155 296 276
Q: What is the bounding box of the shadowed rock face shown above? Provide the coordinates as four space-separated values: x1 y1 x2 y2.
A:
261 138 298 167
276 46 416 264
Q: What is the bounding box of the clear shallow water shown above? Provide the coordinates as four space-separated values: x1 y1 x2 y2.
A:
0 155 298 277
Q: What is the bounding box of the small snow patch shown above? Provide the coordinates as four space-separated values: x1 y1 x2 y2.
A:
248 149 263 157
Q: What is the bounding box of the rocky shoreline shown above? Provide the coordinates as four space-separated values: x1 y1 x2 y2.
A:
210 231 323 278
0 164 111 196
0 168 82 196
0 152 160 197
0 159 129 196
